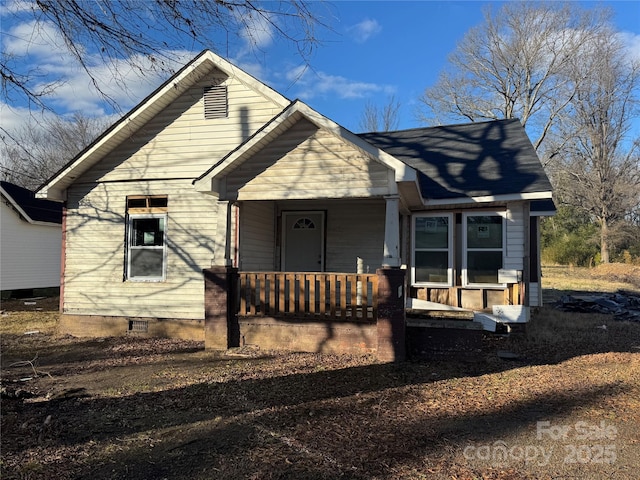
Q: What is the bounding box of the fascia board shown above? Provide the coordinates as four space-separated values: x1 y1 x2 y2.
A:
422 191 554 207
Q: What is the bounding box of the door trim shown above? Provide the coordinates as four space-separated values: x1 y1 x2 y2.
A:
281 210 325 271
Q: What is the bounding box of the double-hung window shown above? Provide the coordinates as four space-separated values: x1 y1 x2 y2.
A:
126 196 168 281
463 212 505 286
412 214 453 286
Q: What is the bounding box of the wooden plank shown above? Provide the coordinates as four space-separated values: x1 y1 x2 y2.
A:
268 273 275 315
319 276 326 317
349 274 358 319
258 273 267 316
249 273 257 315
371 276 378 320
329 275 338 318
288 274 296 315
339 275 347 319
299 273 306 316
239 274 247 315
278 274 286 314
308 274 316 315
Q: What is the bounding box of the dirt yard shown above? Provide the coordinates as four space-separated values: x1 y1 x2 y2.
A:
2 266 640 479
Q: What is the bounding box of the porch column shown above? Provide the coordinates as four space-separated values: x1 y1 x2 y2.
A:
377 267 406 362
383 195 401 267
203 266 240 350
217 200 233 266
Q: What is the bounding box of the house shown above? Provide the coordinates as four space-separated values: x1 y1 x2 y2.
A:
1 181 63 299
37 50 554 360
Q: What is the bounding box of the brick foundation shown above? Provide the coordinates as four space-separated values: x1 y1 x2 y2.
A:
239 317 377 354
376 268 406 362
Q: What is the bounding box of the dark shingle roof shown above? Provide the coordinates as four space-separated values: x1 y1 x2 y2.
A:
358 119 552 201
1 181 63 224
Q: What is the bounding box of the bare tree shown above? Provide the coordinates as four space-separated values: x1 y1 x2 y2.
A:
1 113 109 189
552 33 640 263
359 95 401 132
417 2 609 152
1 1 327 113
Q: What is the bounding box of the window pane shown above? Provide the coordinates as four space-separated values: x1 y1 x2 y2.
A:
467 216 502 248
415 251 449 283
415 216 448 249
132 218 164 246
467 251 502 283
130 249 164 277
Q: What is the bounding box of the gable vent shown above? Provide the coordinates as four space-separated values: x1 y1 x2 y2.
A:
204 85 228 119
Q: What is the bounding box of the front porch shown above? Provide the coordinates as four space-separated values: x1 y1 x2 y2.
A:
203 265 525 361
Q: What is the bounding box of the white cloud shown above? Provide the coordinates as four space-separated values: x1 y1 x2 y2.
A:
284 66 395 100
348 18 382 44
618 31 640 62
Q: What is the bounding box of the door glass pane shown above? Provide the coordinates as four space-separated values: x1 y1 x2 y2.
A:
415 216 448 248
415 251 449 283
467 216 502 248
467 251 502 283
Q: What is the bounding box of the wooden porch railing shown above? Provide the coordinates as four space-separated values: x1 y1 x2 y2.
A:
238 272 378 321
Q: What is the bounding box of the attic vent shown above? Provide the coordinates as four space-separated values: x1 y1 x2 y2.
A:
204 85 228 119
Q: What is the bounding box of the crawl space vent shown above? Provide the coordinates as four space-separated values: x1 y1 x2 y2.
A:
128 320 149 333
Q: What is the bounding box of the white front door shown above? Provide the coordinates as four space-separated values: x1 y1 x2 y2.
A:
282 211 324 271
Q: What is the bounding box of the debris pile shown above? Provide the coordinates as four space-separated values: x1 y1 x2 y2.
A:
555 290 640 322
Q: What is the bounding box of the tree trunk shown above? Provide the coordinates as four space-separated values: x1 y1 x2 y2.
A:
600 219 610 263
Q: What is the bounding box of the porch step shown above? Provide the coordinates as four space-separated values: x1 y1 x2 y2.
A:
406 321 483 361
406 318 482 330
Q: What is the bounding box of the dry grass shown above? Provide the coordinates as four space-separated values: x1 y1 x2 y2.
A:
542 263 640 292
2 270 640 480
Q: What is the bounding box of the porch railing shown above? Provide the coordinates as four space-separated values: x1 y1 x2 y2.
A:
238 272 378 321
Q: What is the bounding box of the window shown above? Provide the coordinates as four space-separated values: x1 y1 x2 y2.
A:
412 214 453 285
203 85 228 119
126 196 168 281
463 213 505 285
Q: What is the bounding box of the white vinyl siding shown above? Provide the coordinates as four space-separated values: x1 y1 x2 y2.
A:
60 67 286 319
240 201 275 270
225 119 392 201
275 200 385 273
74 72 285 184
504 202 526 270
62 180 220 319
0 202 61 291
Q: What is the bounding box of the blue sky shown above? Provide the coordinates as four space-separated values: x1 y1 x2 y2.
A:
2 1 639 134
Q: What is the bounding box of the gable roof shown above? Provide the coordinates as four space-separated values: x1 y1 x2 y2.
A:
359 119 553 205
193 99 419 196
37 50 290 201
1 181 63 225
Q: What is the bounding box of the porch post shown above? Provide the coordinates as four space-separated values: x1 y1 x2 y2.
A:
383 195 401 268
203 266 240 350
377 267 406 362
217 200 233 266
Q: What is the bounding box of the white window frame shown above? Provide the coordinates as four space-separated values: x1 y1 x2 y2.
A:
411 213 454 287
462 211 507 287
126 213 168 282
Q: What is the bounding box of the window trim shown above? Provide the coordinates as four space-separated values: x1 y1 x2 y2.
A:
462 211 507 288
411 213 454 287
126 212 168 282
